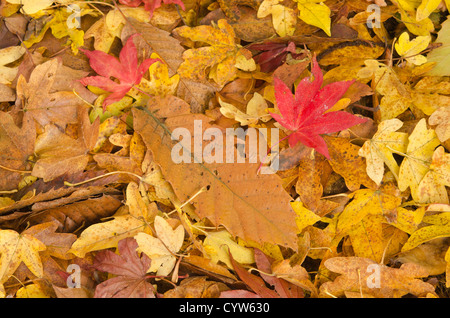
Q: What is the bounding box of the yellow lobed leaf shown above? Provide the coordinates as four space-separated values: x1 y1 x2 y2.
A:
0 230 46 283
359 119 409 185
176 19 241 86
203 230 255 268
395 32 431 65
417 146 450 204
135 216 185 276
335 189 402 234
398 119 440 202
258 1 297 37
399 8 434 36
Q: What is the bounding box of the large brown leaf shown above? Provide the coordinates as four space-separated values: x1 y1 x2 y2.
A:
0 111 35 191
133 96 298 250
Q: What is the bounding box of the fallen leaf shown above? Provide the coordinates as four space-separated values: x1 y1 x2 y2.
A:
270 56 367 158
135 215 184 277
93 237 155 298
320 256 436 298
0 229 46 284
398 119 440 202
359 119 409 185
80 34 160 109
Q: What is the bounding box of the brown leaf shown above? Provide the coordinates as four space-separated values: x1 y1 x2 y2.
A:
320 257 436 298
0 111 35 191
15 59 84 129
32 124 90 182
133 96 298 249
164 276 229 298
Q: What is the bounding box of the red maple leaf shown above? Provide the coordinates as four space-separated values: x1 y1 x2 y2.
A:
118 0 185 17
270 55 367 159
80 34 160 109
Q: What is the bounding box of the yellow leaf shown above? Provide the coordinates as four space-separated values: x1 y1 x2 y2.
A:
402 224 450 252
0 46 26 85
203 230 255 268
0 230 46 283
16 283 50 298
70 214 150 258
176 19 245 86
335 188 402 235
135 216 185 276
291 201 321 233
399 8 434 36
294 0 331 36
416 0 442 21
395 32 431 65
218 92 272 126
132 54 180 98
258 1 297 37
5 0 53 14
426 17 450 76
418 146 450 204
359 119 409 185
398 119 440 202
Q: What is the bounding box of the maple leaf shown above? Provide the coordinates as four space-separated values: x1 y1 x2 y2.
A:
119 0 185 17
270 56 367 159
135 216 185 277
93 237 155 298
0 229 46 284
175 19 253 86
395 32 431 66
80 34 160 109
